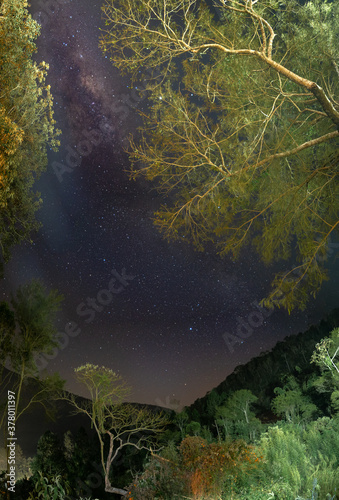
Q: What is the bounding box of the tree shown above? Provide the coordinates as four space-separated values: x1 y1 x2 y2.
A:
174 409 189 439
221 390 258 425
271 375 318 424
0 301 15 381
205 388 224 419
0 280 65 441
0 0 60 267
31 431 67 478
311 327 339 414
311 327 339 377
215 405 235 440
186 420 201 437
100 0 339 312
0 280 64 499
62 363 168 496
216 389 262 440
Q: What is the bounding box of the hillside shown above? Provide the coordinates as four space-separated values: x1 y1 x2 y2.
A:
185 307 339 426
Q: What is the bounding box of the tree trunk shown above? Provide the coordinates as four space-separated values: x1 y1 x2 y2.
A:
104 480 128 496
104 432 128 496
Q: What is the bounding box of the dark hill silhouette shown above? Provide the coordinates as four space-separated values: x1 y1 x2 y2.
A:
185 308 339 426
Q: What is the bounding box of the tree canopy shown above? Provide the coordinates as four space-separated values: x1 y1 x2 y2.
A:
100 0 339 312
0 0 60 267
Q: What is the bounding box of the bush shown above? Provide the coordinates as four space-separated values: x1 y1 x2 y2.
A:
127 436 263 500
27 472 71 500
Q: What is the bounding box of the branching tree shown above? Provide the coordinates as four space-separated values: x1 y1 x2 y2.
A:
311 327 339 414
0 280 64 499
0 280 65 436
100 0 339 311
216 389 262 440
271 375 318 424
0 0 60 268
62 364 168 496
311 327 339 376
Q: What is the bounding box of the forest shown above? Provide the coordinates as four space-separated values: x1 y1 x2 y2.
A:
0 306 339 499
0 0 338 499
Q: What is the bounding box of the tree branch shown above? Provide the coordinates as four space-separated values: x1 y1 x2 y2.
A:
254 130 339 168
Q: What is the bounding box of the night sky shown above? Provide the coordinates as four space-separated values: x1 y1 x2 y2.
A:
2 0 338 409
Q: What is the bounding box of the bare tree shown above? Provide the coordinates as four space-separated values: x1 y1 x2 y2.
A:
62 364 168 496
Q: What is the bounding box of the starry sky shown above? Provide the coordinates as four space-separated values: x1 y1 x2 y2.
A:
2 0 338 409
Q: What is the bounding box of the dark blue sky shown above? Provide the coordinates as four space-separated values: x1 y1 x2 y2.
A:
2 0 338 409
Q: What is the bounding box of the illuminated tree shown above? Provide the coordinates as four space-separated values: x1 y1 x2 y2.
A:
100 0 339 311
216 389 262 440
271 376 318 424
62 364 168 496
311 327 339 376
0 0 60 267
311 328 339 414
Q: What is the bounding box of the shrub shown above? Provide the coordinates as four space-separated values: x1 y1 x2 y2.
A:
27 471 71 499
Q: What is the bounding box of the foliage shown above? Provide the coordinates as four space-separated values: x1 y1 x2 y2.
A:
125 451 185 500
0 0 60 266
63 428 101 491
0 280 65 431
259 425 313 497
187 311 339 428
9 280 63 373
127 435 262 499
100 0 339 312
0 301 15 380
27 427 110 499
251 423 339 500
183 436 262 498
173 409 189 439
311 328 339 376
126 325 339 499
216 389 263 441
271 375 319 424
5 321 339 500
31 431 67 479
27 471 71 500
11 475 34 499
311 328 339 415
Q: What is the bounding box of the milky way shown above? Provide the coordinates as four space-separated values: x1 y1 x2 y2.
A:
2 0 338 408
